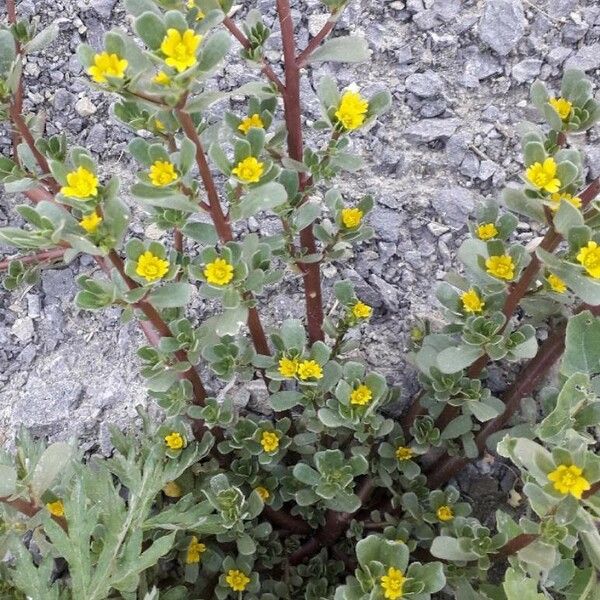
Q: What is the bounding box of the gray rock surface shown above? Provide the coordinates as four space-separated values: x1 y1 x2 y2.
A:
1 0 599 448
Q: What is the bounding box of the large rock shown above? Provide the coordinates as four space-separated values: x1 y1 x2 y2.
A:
405 70 445 98
479 0 526 56
404 118 461 143
435 185 477 229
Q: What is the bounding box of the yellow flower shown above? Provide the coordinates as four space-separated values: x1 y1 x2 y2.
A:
549 97 573 121
136 251 170 282
548 464 591 499
204 258 234 286
335 90 369 130
186 536 207 564
547 273 567 293
231 156 264 183
436 505 454 522
461 289 485 314
149 160 178 187
238 113 264 134
164 431 184 450
341 207 363 229
255 486 270 501
160 28 202 73
260 431 280 453
46 500 65 517
226 569 250 592
61 166 99 199
163 481 183 498
550 192 582 211
297 360 323 381
395 446 413 461
486 254 515 281
153 71 171 86
79 212 102 233
88 52 128 84
352 301 372 319
380 566 406 600
278 356 298 378
476 223 498 240
154 119 165 131
350 384 373 406
577 241 600 279
525 157 561 193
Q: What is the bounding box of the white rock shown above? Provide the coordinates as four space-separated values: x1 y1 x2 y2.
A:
75 96 97 117
12 317 35 342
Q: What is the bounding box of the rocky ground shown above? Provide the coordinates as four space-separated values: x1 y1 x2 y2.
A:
0 0 599 495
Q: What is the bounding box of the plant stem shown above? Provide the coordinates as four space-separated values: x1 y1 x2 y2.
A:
175 108 271 357
426 304 600 489
221 16 286 94
277 0 325 344
296 17 336 68
0 247 66 270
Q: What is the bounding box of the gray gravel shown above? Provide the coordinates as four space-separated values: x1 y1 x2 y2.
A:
1 0 600 454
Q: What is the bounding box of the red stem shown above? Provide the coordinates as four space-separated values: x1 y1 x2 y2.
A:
0 247 66 270
277 0 325 344
296 18 336 68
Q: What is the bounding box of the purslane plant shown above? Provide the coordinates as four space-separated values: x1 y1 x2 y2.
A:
1 0 600 598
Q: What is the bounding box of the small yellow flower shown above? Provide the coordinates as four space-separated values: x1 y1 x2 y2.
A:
136 251 170 282
231 156 264 183
154 119 165 131
548 464 591 499
525 157 561 194
577 241 600 279
203 258 234 286
238 113 264 134
395 446 413 461
350 384 373 406
46 500 65 517
476 223 498 240
61 166 99 199
436 505 454 522
260 431 280 453
341 207 364 229
380 566 406 600
160 28 202 73
163 481 183 498
186 0 205 19
164 431 184 450
149 160 178 187
226 569 250 592
278 356 298 378
153 71 171 86
352 301 372 319
549 97 573 121
461 289 485 314
297 360 323 381
186 536 206 564
486 254 515 281
335 90 369 130
255 486 270 501
550 192 582 211
88 52 128 84
547 273 567 293
79 212 102 233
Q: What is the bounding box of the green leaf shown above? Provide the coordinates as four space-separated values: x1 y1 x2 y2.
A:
503 186 547 223
134 12 167 50
25 22 59 53
31 442 72 501
0 464 17 496
232 182 288 220
148 283 193 308
197 30 231 73
553 199 584 235
430 537 478 561
503 568 545 600
269 391 304 411
0 30 16 75
131 184 200 212
308 36 370 64
437 344 484 374
293 463 321 486
181 221 218 245
561 311 600 377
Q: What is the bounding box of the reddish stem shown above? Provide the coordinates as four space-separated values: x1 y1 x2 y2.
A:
0 247 66 270
296 18 336 68
277 0 325 344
